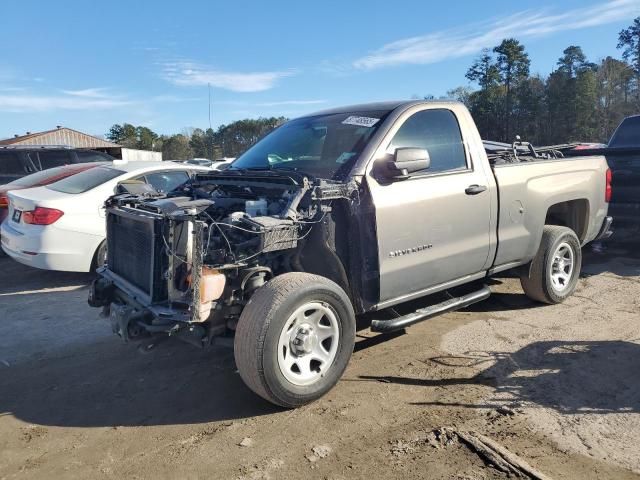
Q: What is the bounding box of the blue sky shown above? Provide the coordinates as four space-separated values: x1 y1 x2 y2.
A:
1 0 639 139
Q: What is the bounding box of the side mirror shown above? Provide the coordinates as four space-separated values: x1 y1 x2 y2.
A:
384 148 430 179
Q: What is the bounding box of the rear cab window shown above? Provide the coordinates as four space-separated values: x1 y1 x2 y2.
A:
38 150 74 168
47 166 125 194
609 116 640 148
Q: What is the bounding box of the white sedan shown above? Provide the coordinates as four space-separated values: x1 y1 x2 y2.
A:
1 161 210 272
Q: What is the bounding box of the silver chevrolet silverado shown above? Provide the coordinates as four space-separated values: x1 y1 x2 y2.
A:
88 101 612 407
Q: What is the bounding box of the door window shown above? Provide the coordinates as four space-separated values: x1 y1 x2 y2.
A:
38 150 73 168
144 171 189 193
388 109 467 174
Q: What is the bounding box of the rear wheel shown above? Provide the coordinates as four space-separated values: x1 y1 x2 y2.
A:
520 226 582 304
234 273 355 408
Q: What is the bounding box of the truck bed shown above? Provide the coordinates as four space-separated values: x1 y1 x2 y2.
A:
490 154 609 271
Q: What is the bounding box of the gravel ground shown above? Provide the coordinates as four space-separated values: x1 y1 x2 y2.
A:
0 242 638 479
441 248 640 473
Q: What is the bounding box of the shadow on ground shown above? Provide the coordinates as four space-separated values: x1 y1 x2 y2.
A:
461 291 544 313
0 257 281 426
361 340 640 414
0 338 282 427
0 257 94 295
582 240 640 277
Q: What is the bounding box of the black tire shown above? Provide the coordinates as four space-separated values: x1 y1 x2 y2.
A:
520 225 582 304
91 240 107 272
234 272 356 408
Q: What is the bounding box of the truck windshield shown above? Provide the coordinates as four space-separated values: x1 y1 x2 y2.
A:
229 111 389 179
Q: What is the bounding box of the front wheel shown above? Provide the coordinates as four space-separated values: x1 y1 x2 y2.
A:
234 273 355 408
91 240 107 272
520 226 582 304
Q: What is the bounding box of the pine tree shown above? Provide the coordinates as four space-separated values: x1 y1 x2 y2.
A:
465 49 502 139
574 69 599 141
618 17 640 74
618 16 640 105
596 57 636 140
494 39 530 141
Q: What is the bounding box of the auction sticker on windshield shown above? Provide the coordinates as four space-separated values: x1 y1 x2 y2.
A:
342 116 380 128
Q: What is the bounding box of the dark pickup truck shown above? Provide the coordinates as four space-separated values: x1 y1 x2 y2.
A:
0 145 114 184
566 115 640 238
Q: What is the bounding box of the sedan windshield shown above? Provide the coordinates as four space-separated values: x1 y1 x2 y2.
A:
229 111 389 179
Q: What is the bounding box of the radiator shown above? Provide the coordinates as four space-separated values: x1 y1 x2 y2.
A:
106 210 167 302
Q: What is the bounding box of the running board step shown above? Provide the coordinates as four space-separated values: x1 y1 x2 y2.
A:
370 285 491 333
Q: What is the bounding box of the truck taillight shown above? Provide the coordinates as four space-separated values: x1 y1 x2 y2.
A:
0 194 8 208
23 207 64 225
605 168 612 203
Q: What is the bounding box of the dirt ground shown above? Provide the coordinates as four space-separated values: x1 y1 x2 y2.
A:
0 242 639 480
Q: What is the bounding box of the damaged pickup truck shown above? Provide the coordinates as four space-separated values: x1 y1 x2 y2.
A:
89 101 612 407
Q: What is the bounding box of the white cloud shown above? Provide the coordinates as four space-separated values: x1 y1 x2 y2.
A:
0 86 26 93
0 86 205 113
61 87 112 98
161 60 296 92
353 0 640 70
0 92 131 113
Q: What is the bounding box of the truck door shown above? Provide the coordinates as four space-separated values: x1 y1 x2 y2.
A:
367 108 493 305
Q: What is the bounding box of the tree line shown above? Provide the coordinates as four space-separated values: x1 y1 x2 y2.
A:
108 17 640 156
107 117 286 160
449 17 640 145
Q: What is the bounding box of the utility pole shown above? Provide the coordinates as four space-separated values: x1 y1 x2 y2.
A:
208 82 212 130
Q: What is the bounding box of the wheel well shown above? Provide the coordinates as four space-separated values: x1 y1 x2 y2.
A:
544 199 589 242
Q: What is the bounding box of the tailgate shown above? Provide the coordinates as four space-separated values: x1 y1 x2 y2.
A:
606 153 640 204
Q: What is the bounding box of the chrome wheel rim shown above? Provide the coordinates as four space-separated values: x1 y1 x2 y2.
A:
550 242 574 292
277 302 340 386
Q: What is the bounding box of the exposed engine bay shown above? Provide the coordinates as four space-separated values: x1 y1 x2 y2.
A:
90 169 362 345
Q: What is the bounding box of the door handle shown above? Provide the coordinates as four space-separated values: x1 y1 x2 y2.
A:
465 184 487 195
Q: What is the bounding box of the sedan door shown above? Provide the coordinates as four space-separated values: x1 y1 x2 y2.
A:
367 108 493 306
